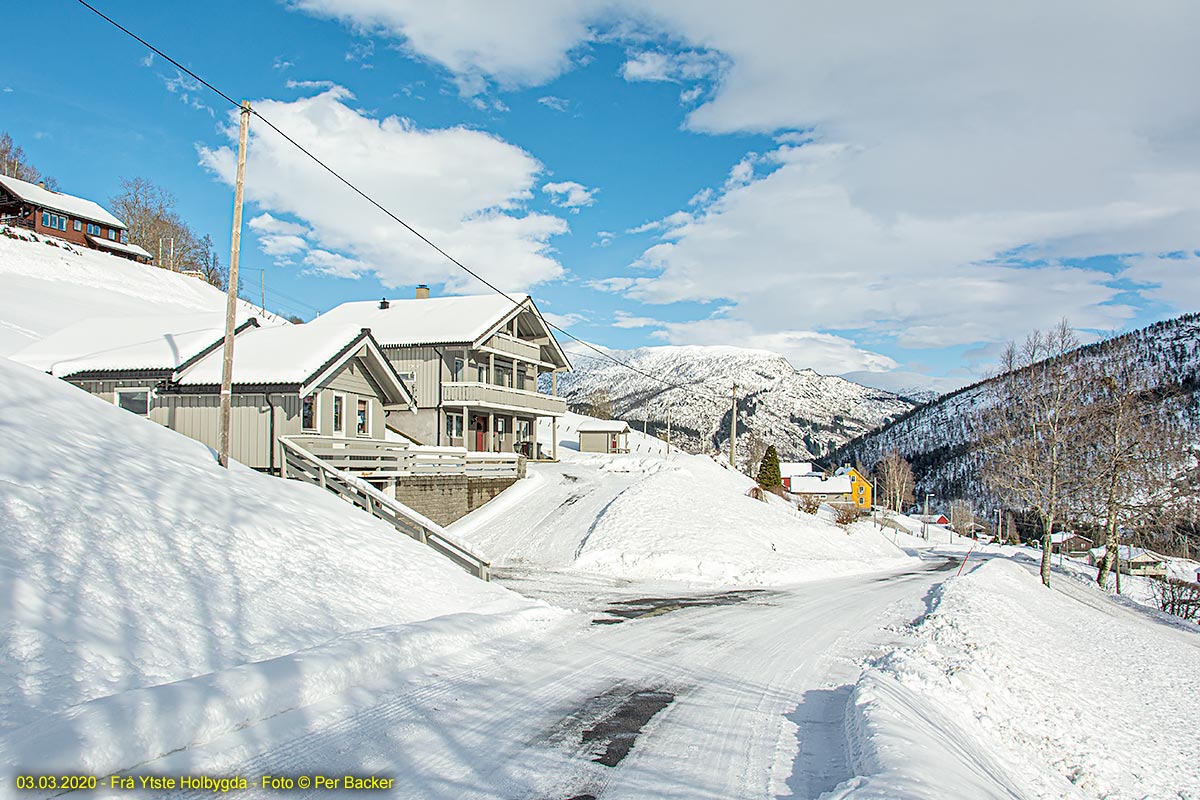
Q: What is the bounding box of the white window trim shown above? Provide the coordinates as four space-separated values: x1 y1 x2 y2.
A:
355 397 371 437
301 393 320 433
331 392 347 437
114 387 151 417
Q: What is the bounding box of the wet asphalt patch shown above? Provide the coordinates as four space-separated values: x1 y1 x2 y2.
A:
582 689 675 767
592 589 772 625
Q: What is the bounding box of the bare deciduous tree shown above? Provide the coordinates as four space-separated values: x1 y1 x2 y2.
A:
109 177 226 289
0 132 57 188
950 499 975 537
982 320 1089 587
875 451 915 512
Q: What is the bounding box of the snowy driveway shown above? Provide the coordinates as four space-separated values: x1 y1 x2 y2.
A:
132 557 954 800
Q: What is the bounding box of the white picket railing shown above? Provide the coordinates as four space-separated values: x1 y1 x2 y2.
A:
283 435 522 480
279 436 490 580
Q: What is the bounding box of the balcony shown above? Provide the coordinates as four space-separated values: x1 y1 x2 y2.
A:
443 381 566 415
485 333 542 362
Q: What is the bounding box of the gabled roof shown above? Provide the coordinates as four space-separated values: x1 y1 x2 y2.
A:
0 174 125 228
173 323 416 408
10 313 240 376
577 419 630 433
312 293 571 369
1087 545 1164 563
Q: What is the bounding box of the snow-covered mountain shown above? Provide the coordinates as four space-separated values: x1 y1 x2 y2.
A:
830 312 1200 507
549 344 915 467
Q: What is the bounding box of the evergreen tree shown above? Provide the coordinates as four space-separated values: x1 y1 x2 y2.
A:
757 445 782 490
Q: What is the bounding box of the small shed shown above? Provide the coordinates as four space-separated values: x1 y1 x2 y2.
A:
578 419 630 453
1049 531 1093 558
1086 545 1169 578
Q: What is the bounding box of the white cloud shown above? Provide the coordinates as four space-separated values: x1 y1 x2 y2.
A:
139 53 154 68
542 310 587 328
537 95 570 112
619 48 725 83
1121 253 1200 311
249 212 309 236
273 56 294 71
542 180 596 211
198 86 567 291
593 230 616 247
287 2 1200 351
260 234 309 257
612 310 661 329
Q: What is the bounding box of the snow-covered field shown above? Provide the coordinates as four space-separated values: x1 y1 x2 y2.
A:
0 229 282 356
845 558 1200 799
0 358 546 777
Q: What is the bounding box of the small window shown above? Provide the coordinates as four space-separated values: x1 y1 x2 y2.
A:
87 223 100 236
332 394 345 434
477 364 486 382
453 358 464 382
356 398 369 436
446 412 463 440
73 220 82 232
41 211 50 227
108 229 116 240
301 395 317 431
120 230 128 243
115 389 150 416
496 417 506 434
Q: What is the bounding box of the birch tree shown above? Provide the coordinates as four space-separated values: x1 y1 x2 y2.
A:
875 450 915 512
982 320 1088 587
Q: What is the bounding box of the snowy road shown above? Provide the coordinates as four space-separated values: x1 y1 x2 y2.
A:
129 556 955 800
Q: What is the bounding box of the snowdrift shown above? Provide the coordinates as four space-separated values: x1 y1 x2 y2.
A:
0 358 538 748
453 429 915 585
0 229 283 355
843 559 1200 798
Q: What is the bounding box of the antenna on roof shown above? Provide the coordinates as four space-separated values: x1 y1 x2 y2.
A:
379 298 390 310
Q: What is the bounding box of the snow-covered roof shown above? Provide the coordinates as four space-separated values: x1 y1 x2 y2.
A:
1086 545 1164 563
779 462 813 478
174 323 415 406
577 419 631 433
788 475 852 494
86 235 152 259
313 294 529 346
10 313 232 376
1050 531 1091 544
0 174 125 228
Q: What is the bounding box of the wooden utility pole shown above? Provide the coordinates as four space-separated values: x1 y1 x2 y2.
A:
260 269 265 313
218 100 252 469
729 383 738 467
666 405 672 455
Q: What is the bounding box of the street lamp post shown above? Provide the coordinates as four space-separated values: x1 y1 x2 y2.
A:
923 493 934 541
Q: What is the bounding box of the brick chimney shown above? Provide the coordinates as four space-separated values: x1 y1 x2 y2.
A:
415 284 430 299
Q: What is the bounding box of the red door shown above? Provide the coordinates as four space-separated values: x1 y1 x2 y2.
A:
474 417 486 452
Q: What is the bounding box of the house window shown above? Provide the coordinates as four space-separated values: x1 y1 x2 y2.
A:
108 229 117 240
446 412 463 440
515 418 530 441
332 394 345 435
115 388 150 416
496 417 506 434
453 358 464 382
41 212 67 231
73 220 82 232
87 223 101 236
496 366 511 388
477 364 486 383
356 398 369 436
120 230 128 243
301 395 318 431
397 371 416 394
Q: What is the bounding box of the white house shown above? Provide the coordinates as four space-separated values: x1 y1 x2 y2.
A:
578 419 631 453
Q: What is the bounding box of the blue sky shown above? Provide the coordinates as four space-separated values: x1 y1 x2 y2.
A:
5 1 1200 393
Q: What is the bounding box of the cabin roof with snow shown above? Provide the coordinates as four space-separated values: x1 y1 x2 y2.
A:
787 474 852 495
10 313 248 377
577 419 631 433
0 174 126 229
173 324 416 406
779 462 814 479
312 293 571 369
85 234 152 260
1086 545 1164 564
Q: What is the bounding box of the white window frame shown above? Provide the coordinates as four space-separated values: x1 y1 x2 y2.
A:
114 388 151 417
446 412 464 441
331 393 347 437
300 393 320 432
453 358 464 382
355 397 370 437
73 220 82 232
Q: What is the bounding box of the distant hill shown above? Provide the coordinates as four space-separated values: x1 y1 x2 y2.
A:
829 313 1200 508
0 226 283 356
548 344 915 468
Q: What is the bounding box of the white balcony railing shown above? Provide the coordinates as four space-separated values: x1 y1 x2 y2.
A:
443 381 566 414
283 435 523 479
486 333 542 361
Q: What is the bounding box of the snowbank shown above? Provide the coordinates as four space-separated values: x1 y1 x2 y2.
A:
843 559 1200 798
0 358 537 739
572 454 913 585
0 229 282 355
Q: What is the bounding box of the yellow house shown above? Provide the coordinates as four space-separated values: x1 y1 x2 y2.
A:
836 466 873 510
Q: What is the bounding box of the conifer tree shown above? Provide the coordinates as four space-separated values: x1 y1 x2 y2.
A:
757 445 782 490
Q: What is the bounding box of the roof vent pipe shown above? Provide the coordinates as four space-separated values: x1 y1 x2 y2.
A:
379 298 389 310
415 284 430 299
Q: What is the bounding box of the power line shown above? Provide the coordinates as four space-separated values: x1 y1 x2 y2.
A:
73 0 726 405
